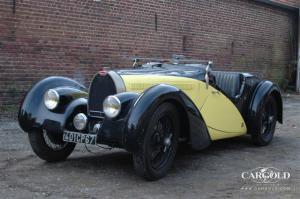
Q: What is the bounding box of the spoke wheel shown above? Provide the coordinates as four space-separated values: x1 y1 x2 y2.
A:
42 130 68 151
28 130 76 162
133 102 180 180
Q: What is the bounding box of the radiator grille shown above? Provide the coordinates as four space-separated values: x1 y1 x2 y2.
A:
88 73 117 115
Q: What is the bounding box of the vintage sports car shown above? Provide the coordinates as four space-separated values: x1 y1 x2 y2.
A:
18 57 283 180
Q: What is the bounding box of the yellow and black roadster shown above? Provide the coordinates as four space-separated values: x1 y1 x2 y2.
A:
18 57 282 180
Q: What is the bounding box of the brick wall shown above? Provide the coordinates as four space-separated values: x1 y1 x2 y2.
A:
0 0 298 108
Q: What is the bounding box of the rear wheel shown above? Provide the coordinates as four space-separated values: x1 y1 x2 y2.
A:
133 102 180 180
28 130 76 162
251 96 277 146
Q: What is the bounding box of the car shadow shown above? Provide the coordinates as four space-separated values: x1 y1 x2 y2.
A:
48 135 259 178
177 135 254 155
62 150 133 170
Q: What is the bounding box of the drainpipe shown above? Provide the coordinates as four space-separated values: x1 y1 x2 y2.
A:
297 9 300 93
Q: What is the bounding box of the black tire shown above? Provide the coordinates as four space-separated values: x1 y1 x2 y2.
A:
133 102 180 181
28 130 76 162
251 96 277 146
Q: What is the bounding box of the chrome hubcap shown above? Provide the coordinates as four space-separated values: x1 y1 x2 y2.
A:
163 134 173 152
261 101 275 136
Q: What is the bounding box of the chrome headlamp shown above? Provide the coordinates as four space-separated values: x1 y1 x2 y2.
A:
103 95 121 118
44 89 59 110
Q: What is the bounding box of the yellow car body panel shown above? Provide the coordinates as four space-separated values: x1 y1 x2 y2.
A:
121 75 247 140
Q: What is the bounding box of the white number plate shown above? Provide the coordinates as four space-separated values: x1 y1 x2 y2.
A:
63 131 97 145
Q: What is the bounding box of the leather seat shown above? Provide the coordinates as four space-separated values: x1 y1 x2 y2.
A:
211 71 242 99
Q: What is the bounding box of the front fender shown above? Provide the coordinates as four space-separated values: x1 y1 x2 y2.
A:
18 76 87 133
124 84 211 152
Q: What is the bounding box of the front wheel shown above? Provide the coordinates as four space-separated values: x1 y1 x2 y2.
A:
28 130 76 162
133 102 180 181
251 96 278 146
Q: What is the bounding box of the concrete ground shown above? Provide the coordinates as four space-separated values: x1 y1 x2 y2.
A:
0 95 299 199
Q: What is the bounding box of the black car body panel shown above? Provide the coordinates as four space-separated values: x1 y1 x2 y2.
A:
18 76 87 133
247 80 283 127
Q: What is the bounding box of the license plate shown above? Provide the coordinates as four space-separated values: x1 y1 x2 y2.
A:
63 131 97 145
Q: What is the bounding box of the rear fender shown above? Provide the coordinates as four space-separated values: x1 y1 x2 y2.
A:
247 81 283 130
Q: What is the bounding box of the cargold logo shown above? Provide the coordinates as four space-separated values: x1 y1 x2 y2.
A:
241 167 290 184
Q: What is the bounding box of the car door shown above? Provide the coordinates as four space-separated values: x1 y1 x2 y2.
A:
199 85 247 140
